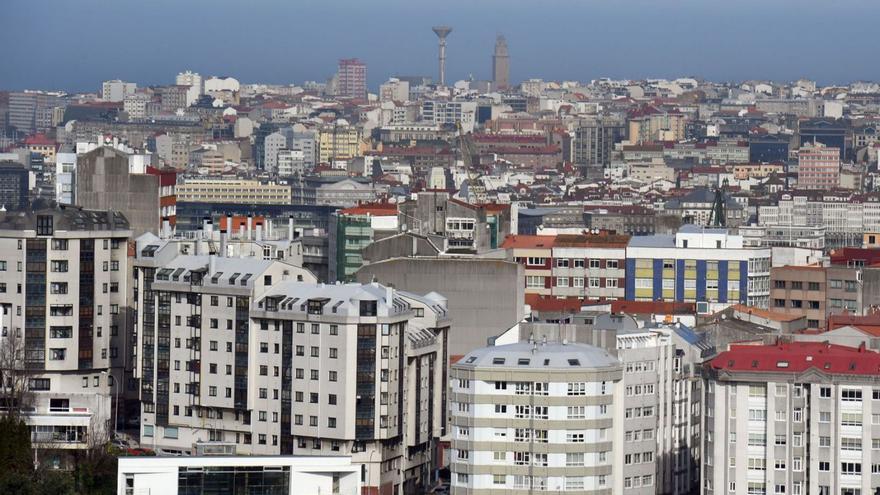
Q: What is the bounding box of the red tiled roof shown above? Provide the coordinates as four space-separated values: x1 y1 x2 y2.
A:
500 235 556 249
25 133 55 146
525 294 587 313
611 300 695 315
708 341 880 376
339 203 398 216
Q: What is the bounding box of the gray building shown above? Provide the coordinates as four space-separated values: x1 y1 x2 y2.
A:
8 91 63 134
355 256 523 357
574 116 626 179
0 160 30 210
397 191 512 253
76 147 160 237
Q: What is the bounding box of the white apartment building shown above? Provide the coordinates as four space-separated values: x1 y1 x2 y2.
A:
758 192 880 237
55 151 76 204
615 324 705 494
123 93 151 120
449 340 624 494
133 244 316 455
0 205 131 467
101 79 137 102
703 340 880 495
133 234 450 494
249 282 450 495
175 70 203 106
277 149 305 177
422 100 477 133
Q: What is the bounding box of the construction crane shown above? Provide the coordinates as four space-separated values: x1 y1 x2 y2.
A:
456 121 487 204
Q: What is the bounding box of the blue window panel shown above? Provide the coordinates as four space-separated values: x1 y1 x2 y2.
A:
652 258 663 301
696 260 707 302
625 258 635 300
675 259 685 302
740 261 748 303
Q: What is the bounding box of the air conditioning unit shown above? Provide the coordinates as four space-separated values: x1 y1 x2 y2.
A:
696 301 709 314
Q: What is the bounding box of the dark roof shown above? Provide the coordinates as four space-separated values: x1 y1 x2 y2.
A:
0 201 130 232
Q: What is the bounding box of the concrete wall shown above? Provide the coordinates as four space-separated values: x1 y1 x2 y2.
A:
355 257 524 357
76 147 159 237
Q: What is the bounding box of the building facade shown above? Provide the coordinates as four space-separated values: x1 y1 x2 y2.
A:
625 226 771 309
450 340 624 494
0 205 131 467
703 341 880 495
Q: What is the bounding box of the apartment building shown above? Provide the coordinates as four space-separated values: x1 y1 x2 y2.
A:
797 142 839 190
328 203 399 282
625 225 771 309
449 340 624 494
133 237 450 493
421 100 478 133
769 265 862 330
702 340 880 495
337 58 367 100
249 282 450 495
510 320 707 495
175 179 291 205
0 204 131 467
503 232 628 300
318 124 362 163
616 325 704 494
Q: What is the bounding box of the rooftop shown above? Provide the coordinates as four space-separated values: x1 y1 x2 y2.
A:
708 341 880 376
456 340 619 371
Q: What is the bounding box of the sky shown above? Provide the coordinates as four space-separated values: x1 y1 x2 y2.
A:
3 0 879 93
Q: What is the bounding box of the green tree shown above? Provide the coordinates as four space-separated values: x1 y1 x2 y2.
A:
0 415 34 481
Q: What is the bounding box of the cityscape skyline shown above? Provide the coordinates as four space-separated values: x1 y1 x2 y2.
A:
5 0 880 92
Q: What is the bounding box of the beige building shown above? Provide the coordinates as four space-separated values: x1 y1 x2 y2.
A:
628 159 675 183
318 125 362 163
175 179 291 205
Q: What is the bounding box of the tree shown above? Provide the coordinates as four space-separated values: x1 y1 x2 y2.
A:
0 415 34 488
0 329 35 418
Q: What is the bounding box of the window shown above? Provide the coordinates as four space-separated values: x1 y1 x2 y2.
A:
50 260 68 272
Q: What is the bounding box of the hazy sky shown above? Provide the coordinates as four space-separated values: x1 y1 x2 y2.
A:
3 0 878 92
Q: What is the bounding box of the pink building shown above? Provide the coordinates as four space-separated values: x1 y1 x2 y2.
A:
337 58 367 100
797 142 839 189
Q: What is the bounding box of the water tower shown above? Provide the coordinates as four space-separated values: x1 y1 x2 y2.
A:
432 26 452 87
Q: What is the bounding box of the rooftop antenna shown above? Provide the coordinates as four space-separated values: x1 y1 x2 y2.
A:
432 26 452 87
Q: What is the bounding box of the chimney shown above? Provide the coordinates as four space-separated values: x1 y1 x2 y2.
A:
226 215 233 239
161 217 171 239
288 215 294 241
256 221 263 242
247 215 253 240
202 216 212 237
220 227 227 258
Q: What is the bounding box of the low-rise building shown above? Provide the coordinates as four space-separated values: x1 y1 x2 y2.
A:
117 455 361 495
